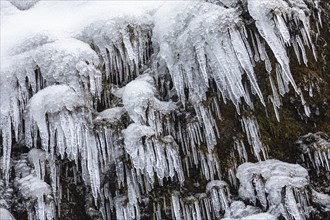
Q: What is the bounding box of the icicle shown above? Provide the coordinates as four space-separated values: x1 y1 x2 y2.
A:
14 153 55 220
234 138 248 163
241 116 267 161
206 180 230 217
171 191 182 220
296 132 330 173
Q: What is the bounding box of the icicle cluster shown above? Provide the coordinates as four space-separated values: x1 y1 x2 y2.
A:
14 152 55 220
296 132 330 173
241 116 268 161
0 0 324 219
237 160 311 220
164 180 231 220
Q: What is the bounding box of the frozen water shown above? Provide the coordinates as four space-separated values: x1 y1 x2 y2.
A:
237 159 311 219
0 0 323 219
0 208 16 220
296 132 330 173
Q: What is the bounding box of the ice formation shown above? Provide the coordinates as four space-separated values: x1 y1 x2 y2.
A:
0 178 14 219
14 152 55 220
237 160 312 219
241 116 268 161
222 200 277 220
0 0 327 219
0 207 16 220
166 180 231 220
296 132 330 173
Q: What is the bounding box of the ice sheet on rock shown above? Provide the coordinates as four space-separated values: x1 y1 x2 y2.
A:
234 138 248 163
296 132 330 173
2 37 101 93
223 201 260 219
207 0 239 8
1 1 163 58
199 152 222 181
18 174 51 199
237 159 310 219
123 123 155 159
182 195 202 220
194 105 218 152
0 178 14 213
153 1 264 108
171 191 181 220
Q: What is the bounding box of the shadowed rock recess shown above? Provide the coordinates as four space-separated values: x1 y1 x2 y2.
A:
0 0 329 219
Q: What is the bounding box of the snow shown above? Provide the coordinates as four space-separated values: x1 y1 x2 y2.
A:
0 0 324 219
1 1 163 58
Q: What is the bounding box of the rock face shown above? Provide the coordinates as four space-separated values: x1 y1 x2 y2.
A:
0 0 329 219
